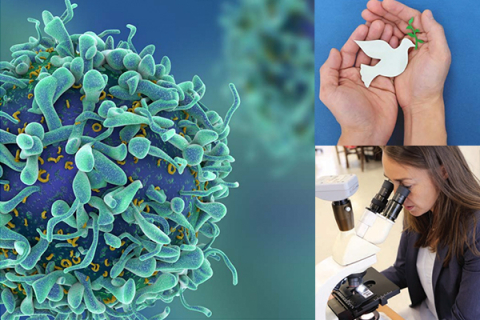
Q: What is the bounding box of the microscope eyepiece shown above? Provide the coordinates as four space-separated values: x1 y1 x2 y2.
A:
367 180 394 213
383 185 411 221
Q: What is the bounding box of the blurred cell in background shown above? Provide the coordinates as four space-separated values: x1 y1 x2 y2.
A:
220 0 314 175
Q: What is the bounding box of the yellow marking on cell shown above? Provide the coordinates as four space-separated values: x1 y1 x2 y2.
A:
70 250 74 258
74 121 81 125
137 93 142 97
104 259 110 267
67 237 79 247
86 276 90 281
92 123 102 132
92 189 100 193
5 127 9 132
168 163 176 174
91 263 100 272
46 63 51 69
27 93 34 99
117 160 126 165
22 196 28 203
82 222 87 228
47 155 64 163
99 91 106 100
72 83 82 89
65 161 74 170
46 253 54 261
80 95 85 101
187 212 191 218
141 127 147 136
57 146 62 154
43 229 47 235
54 266 63 271
57 229 64 235
72 256 81 264
29 79 34 84
38 156 44 165
109 246 116 251
107 94 114 99
119 271 124 277
145 205 150 213
144 278 149 284
61 259 72 268
13 208 19 217
170 227 176 233
38 169 50 183
63 288 68 294
121 240 125 247
65 99 71 109
121 140 127 145
40 116 44 123
24 218 28 227
154 186 161 191
134 134 145 138
103 271 108 277
41 210 47 219
29 71 38 78
138 199 144 206
176 232 184 240
133 198 138 206
3 184 10 191
134 157 139 164
157 159 161 167
1 249 8 258
12 111 20 121
128 176 134 183
35 237 40 241
183 127 187 134
39 56 46 60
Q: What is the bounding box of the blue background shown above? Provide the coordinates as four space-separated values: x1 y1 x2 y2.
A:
0 1 314 319
315 0 480 145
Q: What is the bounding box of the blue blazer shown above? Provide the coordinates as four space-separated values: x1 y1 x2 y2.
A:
381 213 480 320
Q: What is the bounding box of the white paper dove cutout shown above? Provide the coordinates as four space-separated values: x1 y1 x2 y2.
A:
354 38 415 88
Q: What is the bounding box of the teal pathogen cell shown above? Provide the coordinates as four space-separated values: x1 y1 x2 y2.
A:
0 1 240 319
221 0 314 171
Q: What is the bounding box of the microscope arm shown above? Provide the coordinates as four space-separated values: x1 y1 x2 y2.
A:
316 255 377 320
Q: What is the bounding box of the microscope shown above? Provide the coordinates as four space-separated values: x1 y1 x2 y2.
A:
315 174 410 320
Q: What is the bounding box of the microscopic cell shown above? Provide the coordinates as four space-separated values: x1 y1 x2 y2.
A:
221 0 314 172
0 1 239 319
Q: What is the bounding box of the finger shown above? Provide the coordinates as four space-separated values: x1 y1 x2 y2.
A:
382 0 422 32
371 24 393 66
339 24 369 69
319 48 342 103
421 10 450 57
389 35 399 48
355 20 385 67
362 8 405 39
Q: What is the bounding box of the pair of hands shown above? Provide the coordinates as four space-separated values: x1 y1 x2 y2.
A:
319 0 451 145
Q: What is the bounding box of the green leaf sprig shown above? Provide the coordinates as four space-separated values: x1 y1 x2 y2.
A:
406 17 424 50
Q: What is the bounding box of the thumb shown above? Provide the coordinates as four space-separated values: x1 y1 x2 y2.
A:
319 48 342 103
421 10 450 57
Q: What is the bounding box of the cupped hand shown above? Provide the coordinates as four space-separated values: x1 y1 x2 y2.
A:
362 0 451 112
319 20 399 145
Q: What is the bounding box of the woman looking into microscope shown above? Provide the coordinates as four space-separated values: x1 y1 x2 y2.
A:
381 146 480 320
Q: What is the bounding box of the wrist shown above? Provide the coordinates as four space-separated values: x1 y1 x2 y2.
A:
403 96 447 145
338 129 389 146
401 93 444 115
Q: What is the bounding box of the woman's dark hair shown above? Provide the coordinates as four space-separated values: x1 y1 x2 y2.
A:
383 146 480 266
